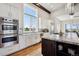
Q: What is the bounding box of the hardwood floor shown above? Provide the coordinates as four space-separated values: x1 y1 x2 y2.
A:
9 43 41 56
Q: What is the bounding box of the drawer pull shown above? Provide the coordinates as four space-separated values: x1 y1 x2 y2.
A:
58 45 63 50
68 48 75 55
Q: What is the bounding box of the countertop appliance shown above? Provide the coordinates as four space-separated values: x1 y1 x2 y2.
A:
0 17 19 48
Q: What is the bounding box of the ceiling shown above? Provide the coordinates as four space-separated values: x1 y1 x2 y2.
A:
40 3 79 21
40 3 66 12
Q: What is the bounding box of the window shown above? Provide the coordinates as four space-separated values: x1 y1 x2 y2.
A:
24 15 30 31
65 23 79 32
23 4 38 32
65 24 71 32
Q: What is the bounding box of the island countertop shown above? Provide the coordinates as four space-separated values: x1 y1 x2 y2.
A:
42 33 79 45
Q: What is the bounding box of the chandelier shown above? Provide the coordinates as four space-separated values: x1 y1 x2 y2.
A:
66 3 75 15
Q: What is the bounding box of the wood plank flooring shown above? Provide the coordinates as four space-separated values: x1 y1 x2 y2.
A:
9 43 41 56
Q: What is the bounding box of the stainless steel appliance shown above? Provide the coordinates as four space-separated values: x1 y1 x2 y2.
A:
0 34 18 47
0 17 18 34
0 17 19 48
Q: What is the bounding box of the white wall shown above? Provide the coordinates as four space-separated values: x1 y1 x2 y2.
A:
50 13 61 33
38 7 51 30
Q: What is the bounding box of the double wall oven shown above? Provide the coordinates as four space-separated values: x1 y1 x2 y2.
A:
0 17 19 48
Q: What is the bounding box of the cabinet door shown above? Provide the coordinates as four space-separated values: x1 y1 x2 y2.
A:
11 6 19 19
51 41 57 56
25 35 31 47
25 34 33 46
32 34 39 44
30 34 35 45
66 43 77 56
42 39 52 56
35 34 41 43
0 4 9 17
19 35 26 49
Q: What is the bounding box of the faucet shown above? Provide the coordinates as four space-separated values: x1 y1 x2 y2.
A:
75 31 79 38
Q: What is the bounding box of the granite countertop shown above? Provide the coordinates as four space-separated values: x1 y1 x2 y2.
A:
42 33 79 45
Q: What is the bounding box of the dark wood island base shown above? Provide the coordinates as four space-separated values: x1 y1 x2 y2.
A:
42 38 79 56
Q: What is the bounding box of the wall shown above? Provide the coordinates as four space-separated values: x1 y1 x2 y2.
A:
50 13 61 33
38 6 51 30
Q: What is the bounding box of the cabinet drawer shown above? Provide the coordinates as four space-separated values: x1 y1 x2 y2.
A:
65 43 78 55
57 42 68 53
57 42 79 56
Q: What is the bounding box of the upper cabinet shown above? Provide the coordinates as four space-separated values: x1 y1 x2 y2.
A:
0 4 10 17
11 6 19 19
0 3 19 19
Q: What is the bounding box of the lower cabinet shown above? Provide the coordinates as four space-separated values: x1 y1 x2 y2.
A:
42 38 79 56
56 42 79 56
56 42 71 56
42 38 56 56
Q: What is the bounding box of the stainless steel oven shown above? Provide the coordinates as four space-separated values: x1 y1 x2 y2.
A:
0 17 18 34
0 34 18 47
0 17 19 48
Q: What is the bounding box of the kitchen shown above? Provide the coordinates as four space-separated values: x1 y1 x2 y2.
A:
0 3 79 56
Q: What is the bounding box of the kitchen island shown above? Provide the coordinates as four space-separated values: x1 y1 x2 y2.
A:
42 34 79 56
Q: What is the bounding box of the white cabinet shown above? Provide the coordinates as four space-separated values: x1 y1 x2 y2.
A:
30 33 41 45
19 33 41 50
29 33 33 44
19 34 33 49
24 35 31 47
19 35 26 49
11 6 19 19
27 34 33 46
35 34 41 43
0 43 20 56
0 4 10 17
0 4 19 19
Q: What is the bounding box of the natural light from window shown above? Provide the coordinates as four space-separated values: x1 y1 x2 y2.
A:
23 4 38 32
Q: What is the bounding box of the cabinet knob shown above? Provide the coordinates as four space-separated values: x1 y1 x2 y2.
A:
58 45 63 50
68 48 75 55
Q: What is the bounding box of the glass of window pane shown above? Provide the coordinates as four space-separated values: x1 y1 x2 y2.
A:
31 17 38 32
24 6 37 17
65 24 71 32
24 15 31 31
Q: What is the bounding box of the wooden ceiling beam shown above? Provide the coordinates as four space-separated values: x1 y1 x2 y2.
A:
33 3 51 14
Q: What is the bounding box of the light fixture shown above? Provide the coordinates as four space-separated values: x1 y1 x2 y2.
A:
66 3 75 16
